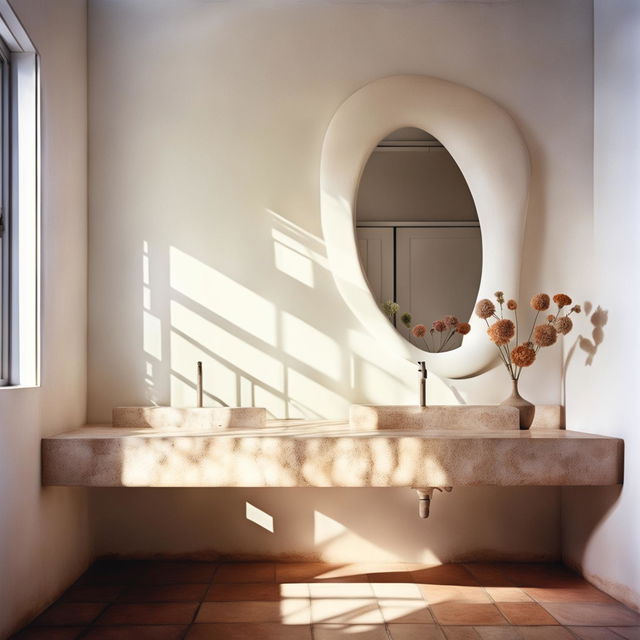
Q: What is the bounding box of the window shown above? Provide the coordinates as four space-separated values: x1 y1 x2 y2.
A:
0 36 9 384
0 2 39 387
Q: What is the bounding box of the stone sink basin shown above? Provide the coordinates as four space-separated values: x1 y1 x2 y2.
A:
349 404 520 431
112 406 267 431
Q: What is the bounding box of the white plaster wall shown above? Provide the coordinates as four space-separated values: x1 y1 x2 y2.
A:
0 1 90 636
87 0 593 562
561 0 640 611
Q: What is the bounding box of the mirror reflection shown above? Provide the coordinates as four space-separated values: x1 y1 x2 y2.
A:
356 128 482 351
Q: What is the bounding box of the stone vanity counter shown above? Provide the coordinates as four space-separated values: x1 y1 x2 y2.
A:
41 421 623 488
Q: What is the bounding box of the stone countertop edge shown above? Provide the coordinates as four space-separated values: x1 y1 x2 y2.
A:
40 422 624 488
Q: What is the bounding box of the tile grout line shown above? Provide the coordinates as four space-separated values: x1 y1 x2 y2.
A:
183 560 220 637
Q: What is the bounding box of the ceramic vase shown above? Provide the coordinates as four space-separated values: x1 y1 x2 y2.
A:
500 379 535 430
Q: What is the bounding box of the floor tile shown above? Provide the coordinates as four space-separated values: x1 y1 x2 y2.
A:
196 600 310 624
11 628 85 640
485 588 532 603
82 625 187 640
540 602 640 626
275 564 363 583
378 598 434 623
186 623 312 639
132 562 216 585
60 585 123 602
431 603 508 626
371 583 423 599
76 561 140 586
463 565 513 588
502 565 583 589
32 603 107 626
311 598 384 624
610 628 640 639
568 627 625 639
205 583 281 601
413 565 480 587
368 571 418 584
118 583 208 602
95 602 198 625
420 585 492 605
496 603 559 625
309 582 374 598
524 584 615 603
387 623 446 639
213 563 275 583
516 627 575 640
474 628 523 640
313 624 389 640
441 627 482 640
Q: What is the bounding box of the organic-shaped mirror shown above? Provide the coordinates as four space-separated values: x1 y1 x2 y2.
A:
355 127 482 352
320 75 530 379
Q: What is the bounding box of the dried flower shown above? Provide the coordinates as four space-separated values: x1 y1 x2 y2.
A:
487 319 515 345
553 293 572 308
457 322 471 335
507 299 518 310
511 342 536 367
475 298 496 319
400 312 412 328
531 293 551 311
381 300 399 317
432 320 446 332
412 324 427 338
571 304 581 314
554 316 573 335
495 291 505 304
443 315 458 328
547 314 555 323
533 324 557 347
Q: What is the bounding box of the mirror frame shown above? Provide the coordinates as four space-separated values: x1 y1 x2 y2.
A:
320 75 530 379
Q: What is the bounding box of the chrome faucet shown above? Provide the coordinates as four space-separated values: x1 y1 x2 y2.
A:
196 361 203 408
418 361 427 407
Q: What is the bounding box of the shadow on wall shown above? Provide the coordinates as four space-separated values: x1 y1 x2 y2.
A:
562 300 609 405
139 208 414 420
561 301 621 582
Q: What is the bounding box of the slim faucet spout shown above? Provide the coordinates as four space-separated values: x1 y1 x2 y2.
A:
418 361 427 407
196 361 203 408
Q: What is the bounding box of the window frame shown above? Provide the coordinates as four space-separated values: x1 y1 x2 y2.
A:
0 1 39 389
0 36 11 385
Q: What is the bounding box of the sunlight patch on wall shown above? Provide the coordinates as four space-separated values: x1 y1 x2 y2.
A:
143 311 162 361
171 300 284 392
170 246 276 345
282 311 341 380
287 368 348 418
170 330 236 407
254 386 287 418
314 510 347 546
246 502 274 533
274 239 314 287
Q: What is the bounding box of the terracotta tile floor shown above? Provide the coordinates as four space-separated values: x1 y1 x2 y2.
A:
11 561 640 639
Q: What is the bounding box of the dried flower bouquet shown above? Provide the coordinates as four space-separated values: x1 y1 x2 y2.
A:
475 291 580 381
381 300 471 353
475 290 580 428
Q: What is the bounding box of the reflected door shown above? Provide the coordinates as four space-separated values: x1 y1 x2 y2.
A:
395 227 482 350
356 227 394 305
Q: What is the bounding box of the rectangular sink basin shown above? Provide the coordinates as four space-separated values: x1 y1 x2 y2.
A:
112 406 267 431
349 405 519 431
